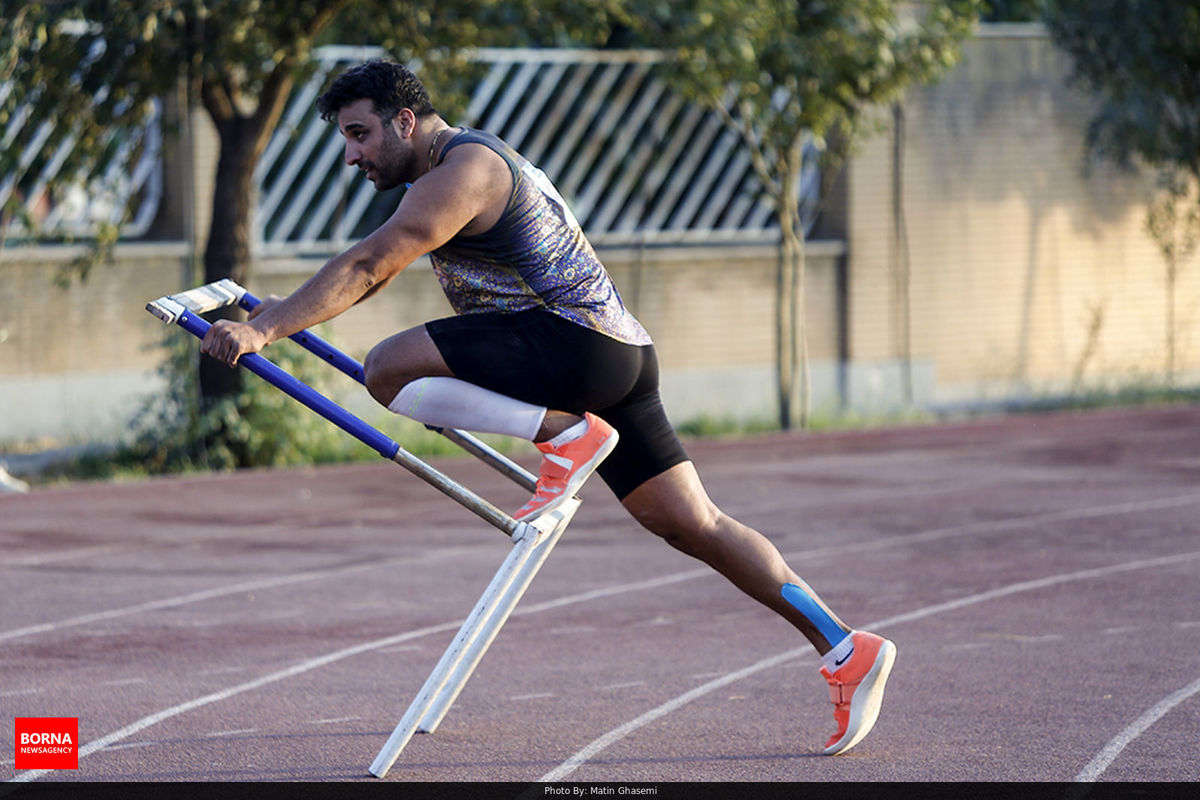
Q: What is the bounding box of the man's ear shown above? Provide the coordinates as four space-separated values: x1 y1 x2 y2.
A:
394 108 417 139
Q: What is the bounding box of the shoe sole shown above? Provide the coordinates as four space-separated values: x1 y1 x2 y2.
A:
824 638 896 756
516 429 619 522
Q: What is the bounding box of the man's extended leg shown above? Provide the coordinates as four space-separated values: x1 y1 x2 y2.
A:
619 461 846 649
620 461 895 755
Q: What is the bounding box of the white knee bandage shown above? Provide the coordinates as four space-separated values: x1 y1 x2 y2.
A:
389 377 546 441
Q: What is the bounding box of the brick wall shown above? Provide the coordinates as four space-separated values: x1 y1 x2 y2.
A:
841 26 1200 406
4 27 1197 448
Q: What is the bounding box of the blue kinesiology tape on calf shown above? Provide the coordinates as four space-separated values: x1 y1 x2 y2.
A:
781 583 850 648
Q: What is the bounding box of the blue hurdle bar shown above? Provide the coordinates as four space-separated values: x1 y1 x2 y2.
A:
151 292 525 539
236 290 537 493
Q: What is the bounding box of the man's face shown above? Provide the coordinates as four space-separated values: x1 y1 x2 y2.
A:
337 98 417 191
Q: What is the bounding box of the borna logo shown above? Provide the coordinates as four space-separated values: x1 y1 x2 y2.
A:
14 717 79 770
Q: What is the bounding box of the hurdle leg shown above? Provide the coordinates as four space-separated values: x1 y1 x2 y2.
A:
418 497 578 736
367 523 542 778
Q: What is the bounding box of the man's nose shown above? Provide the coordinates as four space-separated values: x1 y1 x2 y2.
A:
345 143 361 166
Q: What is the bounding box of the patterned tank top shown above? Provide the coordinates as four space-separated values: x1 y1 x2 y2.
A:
427 129 652 346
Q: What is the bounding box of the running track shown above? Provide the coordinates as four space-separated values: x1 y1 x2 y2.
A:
2 406 1199 786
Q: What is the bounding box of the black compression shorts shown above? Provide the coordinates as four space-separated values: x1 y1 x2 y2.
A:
425 309 690 500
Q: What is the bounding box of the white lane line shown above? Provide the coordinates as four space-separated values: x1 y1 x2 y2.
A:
102 677 150 687
203 728 258 738
599 682 646 692
4 565 746 785
196 666 246 676
8 519 1199 783
510 693 555 701
0 544 124 568
6 492 1196 647
97 741 157 752
980 633 1065 643
0 555 417 644
509 493 1200 629
1074 674 1200 782
543 650 809 785
310 717 360 725
538 548 1200 783
780 492 1200 565
8 616 468 783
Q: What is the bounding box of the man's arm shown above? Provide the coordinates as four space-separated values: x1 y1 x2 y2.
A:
200 143 509 367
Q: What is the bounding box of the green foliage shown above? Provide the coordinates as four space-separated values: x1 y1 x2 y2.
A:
630 0 983 184
2 3 189 221
103 327 373 476
1 0 627 183
0 0 624 260
1146 171 1200 267
49 324 525 482
623 0 981 429
1044 1 1200 384
1043 0 1200 178
983 0 1045 21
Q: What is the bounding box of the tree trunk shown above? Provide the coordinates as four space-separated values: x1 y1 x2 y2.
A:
776 171 808 430
194 67 296 419
192 67 295 466
776 238 793 430
1167 255 1177 385
198 118 259 410
892 102 913 405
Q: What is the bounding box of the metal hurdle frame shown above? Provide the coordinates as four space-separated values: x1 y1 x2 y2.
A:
146 279 576 778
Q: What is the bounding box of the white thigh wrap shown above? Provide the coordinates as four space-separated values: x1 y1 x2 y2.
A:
388 377 546 441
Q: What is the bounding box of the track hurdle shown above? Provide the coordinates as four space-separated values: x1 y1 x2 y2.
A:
146 279 577 778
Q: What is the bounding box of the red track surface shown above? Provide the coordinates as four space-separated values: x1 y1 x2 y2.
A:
3 406 1199 785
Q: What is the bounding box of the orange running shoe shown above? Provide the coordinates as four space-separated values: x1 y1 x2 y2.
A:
515 412 618 522
819 630 896 755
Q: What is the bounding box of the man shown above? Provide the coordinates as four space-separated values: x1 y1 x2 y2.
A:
200 59 895 755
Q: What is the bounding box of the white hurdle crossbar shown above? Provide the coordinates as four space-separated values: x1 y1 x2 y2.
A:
146 280 575 778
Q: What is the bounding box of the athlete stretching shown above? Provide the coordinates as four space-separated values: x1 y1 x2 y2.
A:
200 59 895 755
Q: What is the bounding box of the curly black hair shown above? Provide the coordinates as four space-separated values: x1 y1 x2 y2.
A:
316 59 437 123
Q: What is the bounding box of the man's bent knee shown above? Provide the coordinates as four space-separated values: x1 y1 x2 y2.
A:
363 327 451 407
363 343 401 406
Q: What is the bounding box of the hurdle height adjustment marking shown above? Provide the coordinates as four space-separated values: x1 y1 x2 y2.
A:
146 280 575 778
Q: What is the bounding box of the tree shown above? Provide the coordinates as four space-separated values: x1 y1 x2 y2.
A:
1 0 614 465
1145 171 1200 384
1043 0 1200 385
982 0 1044 21
627 0 982 428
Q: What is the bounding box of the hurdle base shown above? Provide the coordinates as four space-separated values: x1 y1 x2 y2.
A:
368 498 580 779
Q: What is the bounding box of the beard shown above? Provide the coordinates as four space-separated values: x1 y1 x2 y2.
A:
362 123 418 191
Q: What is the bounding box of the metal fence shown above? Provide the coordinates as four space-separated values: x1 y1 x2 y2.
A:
0 79 162 240
256 46 821 255
1 45 819 253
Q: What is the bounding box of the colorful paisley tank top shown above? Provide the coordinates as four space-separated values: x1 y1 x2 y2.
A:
427 129 652 346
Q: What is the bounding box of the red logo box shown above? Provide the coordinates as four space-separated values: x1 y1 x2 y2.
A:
14 717 78 770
